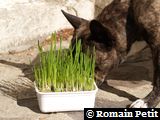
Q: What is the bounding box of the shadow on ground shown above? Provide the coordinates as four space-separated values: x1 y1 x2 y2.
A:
0 59 42 113
99 81 138 102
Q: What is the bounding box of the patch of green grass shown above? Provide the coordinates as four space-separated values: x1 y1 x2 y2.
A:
34 33 95 92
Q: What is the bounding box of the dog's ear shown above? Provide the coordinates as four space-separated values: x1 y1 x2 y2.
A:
89 20 114 47
61 10 88 29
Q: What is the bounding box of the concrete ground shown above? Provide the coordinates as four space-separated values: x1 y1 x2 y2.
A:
0 36 160 120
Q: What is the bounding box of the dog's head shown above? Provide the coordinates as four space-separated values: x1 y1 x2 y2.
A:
62 10 118 86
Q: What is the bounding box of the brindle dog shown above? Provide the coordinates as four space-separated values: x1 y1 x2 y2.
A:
62 0 160 108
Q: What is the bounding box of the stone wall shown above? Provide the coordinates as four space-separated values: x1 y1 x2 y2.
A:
0 0 96 53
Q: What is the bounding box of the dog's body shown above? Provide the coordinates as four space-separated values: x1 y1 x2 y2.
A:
62 0 160 108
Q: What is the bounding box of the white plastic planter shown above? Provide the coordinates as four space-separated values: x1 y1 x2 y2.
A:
35 83 98 113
